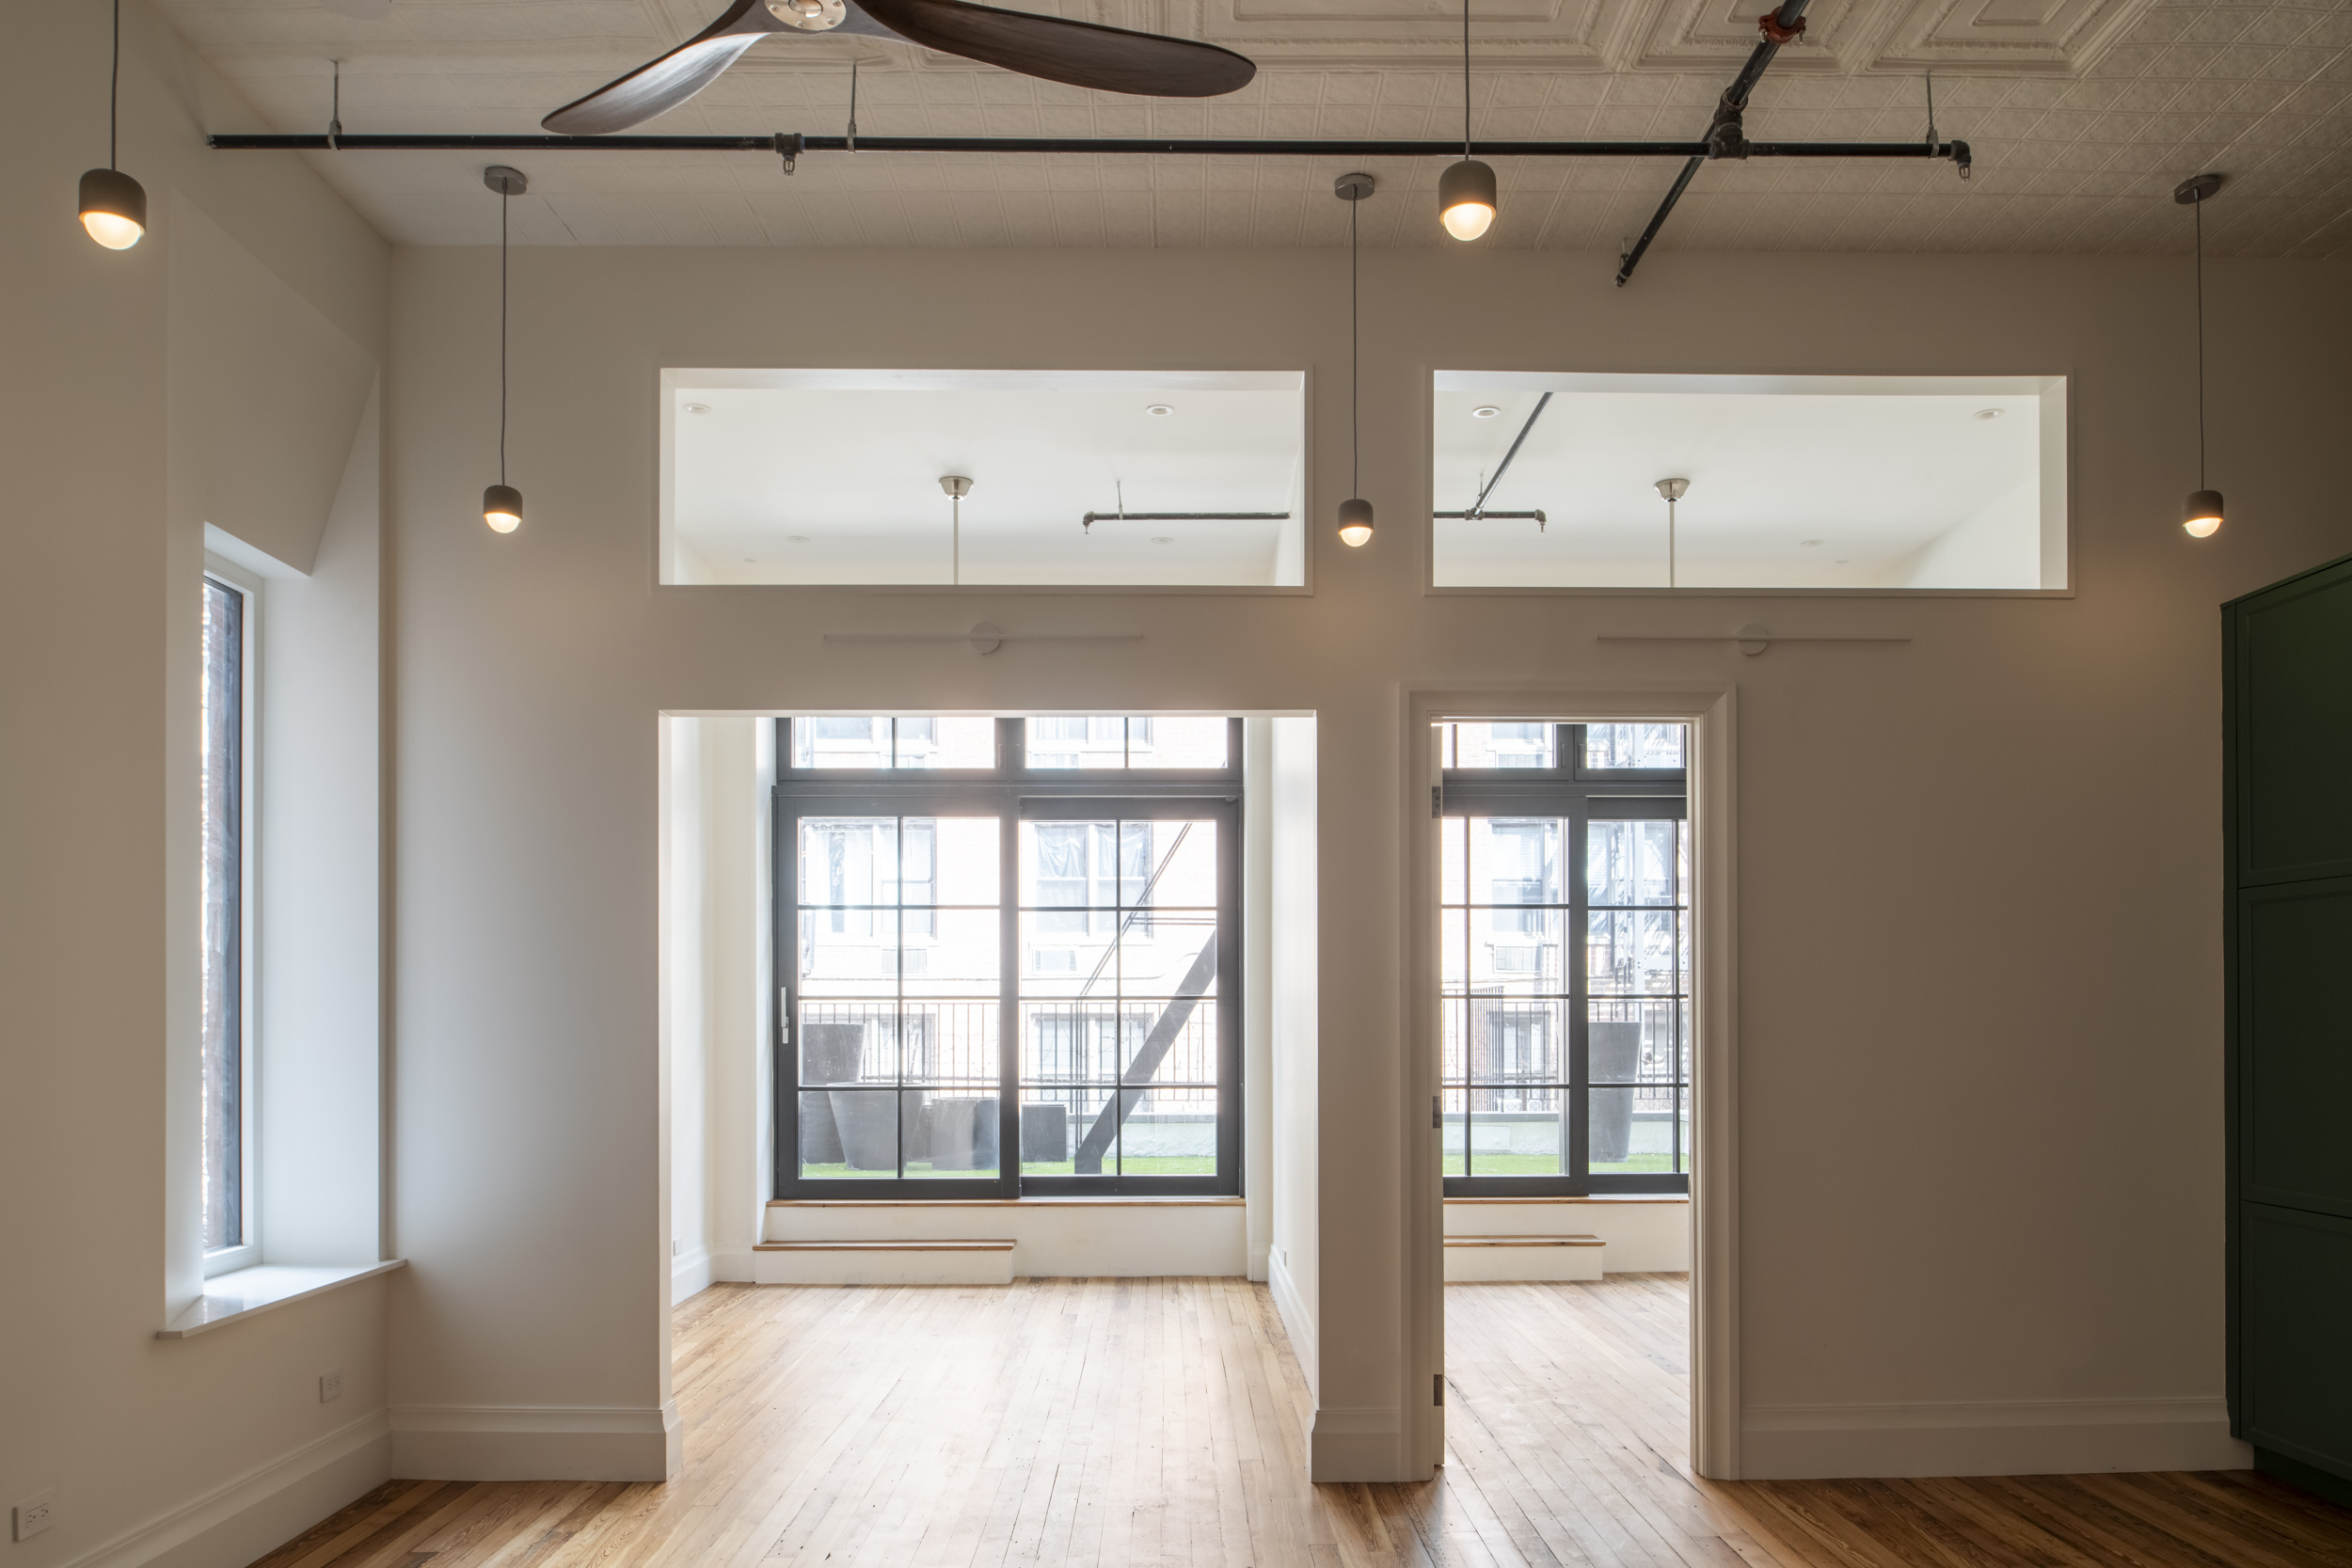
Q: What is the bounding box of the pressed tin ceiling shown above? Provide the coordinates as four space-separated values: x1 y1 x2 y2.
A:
159 0 2352 252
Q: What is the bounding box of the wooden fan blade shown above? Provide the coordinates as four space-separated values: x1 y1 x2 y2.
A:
851 0 1253 97
541 0 782 135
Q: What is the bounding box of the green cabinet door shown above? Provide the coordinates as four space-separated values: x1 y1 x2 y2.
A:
2227 551 2352 1502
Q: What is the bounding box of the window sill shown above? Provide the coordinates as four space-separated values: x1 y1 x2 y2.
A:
157 1260 406 1338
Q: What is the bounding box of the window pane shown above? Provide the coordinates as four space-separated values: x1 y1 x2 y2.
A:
897 999 997 1085
1124 818 1216 907
1121 1087 1217 1174
1470 816 1565 909
793 717 890 768
1021 1085 1114 1175
801 817 891 911
901 910 1000 1000
793 717 995 769
908 1092 998 1177
1583 722 1685 770
799 1012 888 1085
800 910 899 997
1440 909 1470 993
1588 999 1684 1085
1440 721 1556 769
1587 819 1685 907
929 816 1000 906
1470 1085 1563 1177
1441 1087 1468 1176
1026 717 1127 768
1439 814 1466 906
1441 997 1469 1083
200 579 243 1253
1476 909 1565 993
1134 717 1228 768
1468 1001 1565 1087
1021 1003 1127 1083
1587 909 1682 995
1590 1086 1679 1174
897 717 995 769
803 1088 896 1177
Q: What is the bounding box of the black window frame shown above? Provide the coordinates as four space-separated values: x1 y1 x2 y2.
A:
772 717 1244 1199
1438 721 1690 1197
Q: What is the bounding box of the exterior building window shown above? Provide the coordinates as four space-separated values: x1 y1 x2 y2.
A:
775 717 1242 1196
1438 721 1690 1196
201 576 253 1263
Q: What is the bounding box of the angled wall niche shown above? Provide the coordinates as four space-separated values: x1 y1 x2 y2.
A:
660 370 1306 589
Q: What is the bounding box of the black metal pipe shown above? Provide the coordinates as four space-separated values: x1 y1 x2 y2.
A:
1435 510 1546 524
1464 391 1550 518
1614 0 1811 288
203 131 1963 161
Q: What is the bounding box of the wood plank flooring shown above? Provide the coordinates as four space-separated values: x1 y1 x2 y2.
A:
248 1275 2352 1568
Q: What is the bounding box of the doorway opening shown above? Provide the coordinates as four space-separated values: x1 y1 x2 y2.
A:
1408 690 1731 1484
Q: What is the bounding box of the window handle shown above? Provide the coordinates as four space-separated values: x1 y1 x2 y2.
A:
1433 1094 1442 1131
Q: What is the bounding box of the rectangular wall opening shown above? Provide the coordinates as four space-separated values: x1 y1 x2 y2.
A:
662 371 1305 588
1432 372 2068 592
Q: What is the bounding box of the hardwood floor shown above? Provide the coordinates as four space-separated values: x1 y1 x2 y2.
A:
250 1275 2352 1568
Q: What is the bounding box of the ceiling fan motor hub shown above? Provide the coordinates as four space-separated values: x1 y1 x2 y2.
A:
767 0 847 30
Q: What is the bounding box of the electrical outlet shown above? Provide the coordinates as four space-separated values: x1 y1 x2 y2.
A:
319 1370 343 1403
12 1491 55 1542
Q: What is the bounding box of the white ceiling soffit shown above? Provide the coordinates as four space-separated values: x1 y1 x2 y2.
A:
158 0 2352 253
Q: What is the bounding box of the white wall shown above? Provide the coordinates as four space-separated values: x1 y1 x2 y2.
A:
1899 476 2042 589
1268 716 1322 1399
0 1 395 1562
385 239 2351 1486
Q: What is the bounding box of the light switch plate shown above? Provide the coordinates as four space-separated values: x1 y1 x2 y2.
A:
12 1491 55 1541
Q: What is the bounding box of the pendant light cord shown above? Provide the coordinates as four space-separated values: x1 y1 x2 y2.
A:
1461 0 1471 159
1350 195 1359 497
499 188 510 487
109 0 120 169
2195 193 2206 490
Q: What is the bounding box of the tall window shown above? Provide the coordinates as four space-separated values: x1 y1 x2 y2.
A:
775 718 1241 1196
201 577 250 1258
1438 721 1689 1196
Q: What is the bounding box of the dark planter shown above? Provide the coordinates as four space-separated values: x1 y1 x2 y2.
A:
1589 1021 1643 1164
829 1089 898 1170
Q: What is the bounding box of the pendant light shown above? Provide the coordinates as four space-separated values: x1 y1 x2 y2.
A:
78 0 147 249
482 166 527 533
2176 172 2226 538
940 474 972 583
1335 172 1376 547
1438 0 1495 242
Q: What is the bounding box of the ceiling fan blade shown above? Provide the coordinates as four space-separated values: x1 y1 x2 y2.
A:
851 0 1254 97
542 0 782 135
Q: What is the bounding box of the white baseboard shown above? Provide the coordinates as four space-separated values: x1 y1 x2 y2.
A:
389 1402 681 1482
671 1244 713 1304
709 1247 759 1283
1267 1250 1316 1401
1740 1397 2253 1479
61 1410 389 1568
1309 1405 1408 1482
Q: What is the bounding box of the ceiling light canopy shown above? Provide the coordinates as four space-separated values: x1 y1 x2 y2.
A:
80 0 145 250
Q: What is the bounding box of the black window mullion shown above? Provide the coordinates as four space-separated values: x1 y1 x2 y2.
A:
1568 799 1591 1187
998 806 1020 1196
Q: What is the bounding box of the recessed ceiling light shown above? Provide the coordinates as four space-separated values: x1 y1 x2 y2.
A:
1151 535 1175 545
1471 405 1502 419
786 534 810 544
1145 404 1174 417
1974 407 2003 420
1801 539 1823 547
683 403 711 415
